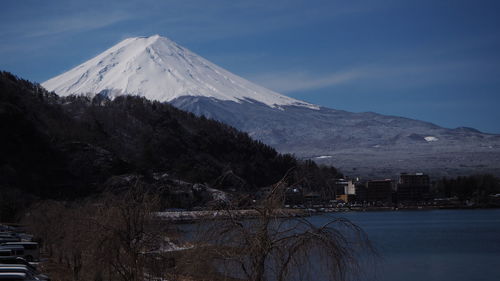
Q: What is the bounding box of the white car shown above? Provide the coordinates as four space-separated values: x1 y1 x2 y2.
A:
0 266 44 281
0 272 36 281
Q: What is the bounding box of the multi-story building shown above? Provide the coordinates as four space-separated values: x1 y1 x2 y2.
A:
333 179 357 202
366 179 393 204
396 173 431 203
355 183 367 202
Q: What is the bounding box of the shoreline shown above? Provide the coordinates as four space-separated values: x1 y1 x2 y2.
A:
155 205 499 222
154 208 308 223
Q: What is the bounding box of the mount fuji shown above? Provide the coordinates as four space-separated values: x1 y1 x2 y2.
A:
43 35 500 178
43 35 316 110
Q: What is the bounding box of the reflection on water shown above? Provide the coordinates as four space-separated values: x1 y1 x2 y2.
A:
309 209 500 281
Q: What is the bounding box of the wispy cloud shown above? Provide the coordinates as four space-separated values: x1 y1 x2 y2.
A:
248 69 365 93
0 11 132 39
0 0 374 52
27 12 131 38
246 57 498 94
143 0 376 43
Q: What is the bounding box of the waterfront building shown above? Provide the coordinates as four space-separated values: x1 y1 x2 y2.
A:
397 173 431 204
366 179 393 205
304 192 322 207
333 179 357 202
346 181 356 195
334 178 348 197
284 186 304 205
355 183 367 202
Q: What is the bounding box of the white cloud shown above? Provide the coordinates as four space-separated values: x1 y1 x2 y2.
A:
248 69 365 93
142 0 376 43
0 11 132 39
28 13 130 37
246 57 497 94
25 12 131 38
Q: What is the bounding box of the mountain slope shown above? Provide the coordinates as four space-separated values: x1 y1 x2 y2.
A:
3 71 345 200
42 35 316 109
42 35 500 178
172 96 500 178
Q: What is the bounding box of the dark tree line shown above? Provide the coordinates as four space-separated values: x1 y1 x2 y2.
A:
0 71 341 221
434 174 500 204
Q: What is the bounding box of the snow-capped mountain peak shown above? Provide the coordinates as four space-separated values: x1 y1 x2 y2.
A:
42 35 318 109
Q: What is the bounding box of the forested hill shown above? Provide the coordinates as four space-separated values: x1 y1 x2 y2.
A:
0 71 340 202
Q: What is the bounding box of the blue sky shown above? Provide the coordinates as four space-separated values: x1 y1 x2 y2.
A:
1 0 499 133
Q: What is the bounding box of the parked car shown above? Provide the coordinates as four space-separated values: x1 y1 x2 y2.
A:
0 235 20 244
0 258 37 271
0 266 49 281
0 250 13 258
0 272 36 281
0 233 20 240
0 243 39 262
0 268 36 280
0 247 24 259
0 265 49 281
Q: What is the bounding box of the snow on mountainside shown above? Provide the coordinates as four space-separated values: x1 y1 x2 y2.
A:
42 35 500 178
42 35 317 109
171 96 500 178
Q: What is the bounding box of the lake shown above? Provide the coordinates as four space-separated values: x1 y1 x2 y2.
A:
309 209 500 281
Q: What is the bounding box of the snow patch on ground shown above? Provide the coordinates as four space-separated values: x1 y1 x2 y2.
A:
315 155 332 159
206 187 229 202
424 136 439 142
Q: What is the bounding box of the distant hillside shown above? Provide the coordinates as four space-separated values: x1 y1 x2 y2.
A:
0 71 340 207
171 96 500 178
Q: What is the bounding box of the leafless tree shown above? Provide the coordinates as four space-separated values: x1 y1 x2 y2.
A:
24 185 175 281
188 175 374 281
22 200 67 256
23 176 373 281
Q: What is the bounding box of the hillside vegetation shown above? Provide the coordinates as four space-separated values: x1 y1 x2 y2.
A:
0 71 340 220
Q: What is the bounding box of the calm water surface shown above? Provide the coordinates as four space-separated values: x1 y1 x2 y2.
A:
310 209 500 281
